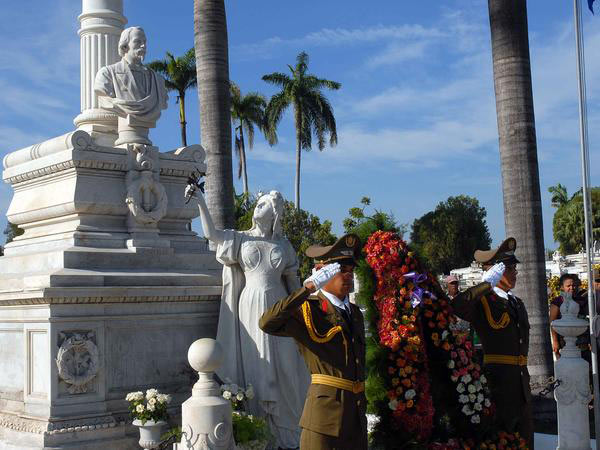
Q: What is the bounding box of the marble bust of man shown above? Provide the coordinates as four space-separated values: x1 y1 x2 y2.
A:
94 26 168 125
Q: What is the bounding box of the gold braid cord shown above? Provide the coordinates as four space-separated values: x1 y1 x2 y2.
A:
301 301 348 364
481 296 510 329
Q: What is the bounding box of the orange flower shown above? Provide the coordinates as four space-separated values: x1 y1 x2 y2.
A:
406 400 414 408
402 379 412 387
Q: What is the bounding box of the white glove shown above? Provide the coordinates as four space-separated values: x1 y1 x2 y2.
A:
482 262 505 287
304 263 341 290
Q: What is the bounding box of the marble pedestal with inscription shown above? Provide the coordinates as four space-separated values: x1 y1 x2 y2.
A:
0 134 221 449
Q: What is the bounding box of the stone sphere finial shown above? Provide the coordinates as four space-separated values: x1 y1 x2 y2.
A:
187 338 223 373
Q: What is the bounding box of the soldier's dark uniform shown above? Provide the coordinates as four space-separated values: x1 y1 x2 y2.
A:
259 235 367 450
451 238 533 448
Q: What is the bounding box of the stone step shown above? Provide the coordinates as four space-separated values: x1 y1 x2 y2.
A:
0 268 222 291
0 247 220 274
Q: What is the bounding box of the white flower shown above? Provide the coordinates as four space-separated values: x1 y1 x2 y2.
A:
461 374 472 384
146 389 158 400
450 375 458 382
248 415 253 420
474 380 482 390
236 392 244 402
230 384 239 395
461 404 473 415
484 398 491 407
469 393 476 402
467 384 476 394
405 389 416 400
459 394 469 404
474 402 483 411
442 330 449 340
477 393 484 403
456 383 465 393
388 399 398 410
471 414 481 424
147 403 156 412
447 360 455 369
148 397 157 406
136 404 145 413
223 391 232 400
126 391 144 402
480 375 487 384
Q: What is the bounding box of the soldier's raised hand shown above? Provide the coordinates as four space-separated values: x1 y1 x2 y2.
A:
304 263 341 291
482 262 505 287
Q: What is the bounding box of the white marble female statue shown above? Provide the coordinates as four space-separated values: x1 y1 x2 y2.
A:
185 186 310 449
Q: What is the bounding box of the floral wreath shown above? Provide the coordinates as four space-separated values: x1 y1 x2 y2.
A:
360 230 527 449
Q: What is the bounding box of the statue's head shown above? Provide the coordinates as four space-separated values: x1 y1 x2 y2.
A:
252 191 284 239
119 27 146 63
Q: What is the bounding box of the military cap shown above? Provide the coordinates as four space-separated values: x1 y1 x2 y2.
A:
474 237 520 266
305 233 361 265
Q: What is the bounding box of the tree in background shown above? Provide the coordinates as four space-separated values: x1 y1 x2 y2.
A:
262 51 341 210
548 183 569 209
194 0 234 230
343 196 405 238
410 195 491 275
230 83 275 195
551 187 600 254
147 48 197 147
234 193 336 280
2 222 24 256
487 0 553 395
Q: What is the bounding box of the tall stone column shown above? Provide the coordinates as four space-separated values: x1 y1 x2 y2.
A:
73 0 126 147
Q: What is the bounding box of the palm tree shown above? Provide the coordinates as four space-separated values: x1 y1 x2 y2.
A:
548 183 569 208
194 0 234 230
230 83 275 195
262 52 341 209
488 0 553 410
147 49 197 147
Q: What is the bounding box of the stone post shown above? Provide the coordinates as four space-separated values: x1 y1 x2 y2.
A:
552 293 592 450
176 339 234 450
73 0 126 147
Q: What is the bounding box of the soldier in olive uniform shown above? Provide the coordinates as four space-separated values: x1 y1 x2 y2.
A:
259 234 367 450
451 238 533 448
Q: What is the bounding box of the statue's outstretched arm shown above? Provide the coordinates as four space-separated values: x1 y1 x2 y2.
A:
184 185 225 245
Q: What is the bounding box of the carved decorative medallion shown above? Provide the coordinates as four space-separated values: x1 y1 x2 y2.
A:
56 331 100 394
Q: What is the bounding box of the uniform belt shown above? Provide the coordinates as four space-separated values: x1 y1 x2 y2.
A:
484 354 528 366
311 374 365 394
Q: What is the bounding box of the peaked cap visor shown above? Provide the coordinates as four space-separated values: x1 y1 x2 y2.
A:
474 237 520 266
305 233 361 265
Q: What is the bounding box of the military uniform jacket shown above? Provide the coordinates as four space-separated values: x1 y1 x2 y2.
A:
451 283 531 423
259 286 367 441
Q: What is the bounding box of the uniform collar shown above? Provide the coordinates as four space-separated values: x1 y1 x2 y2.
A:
493 286 514 300
319 289 350 311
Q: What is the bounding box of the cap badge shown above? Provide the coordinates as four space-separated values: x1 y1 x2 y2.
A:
346 235 357 248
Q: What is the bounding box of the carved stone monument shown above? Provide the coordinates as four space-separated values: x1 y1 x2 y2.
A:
0 1 221 449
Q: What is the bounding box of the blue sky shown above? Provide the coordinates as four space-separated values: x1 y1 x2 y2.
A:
1 0 599 251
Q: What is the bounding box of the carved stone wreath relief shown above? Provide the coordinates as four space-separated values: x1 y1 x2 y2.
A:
56 331 100 394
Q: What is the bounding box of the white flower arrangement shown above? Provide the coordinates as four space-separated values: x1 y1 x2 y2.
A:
471 414 481 424
456 383 465 393
405 389 416 400
125 388 171 425
221 382 254 411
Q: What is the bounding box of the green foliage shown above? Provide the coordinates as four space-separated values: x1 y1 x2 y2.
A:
410 195 491 275
3 222 24 244
552 187 600 255
232 412 270 445
147 48 197 96
548 183 569 208
233 193 336 280
159 427 183 449
343 196 405 240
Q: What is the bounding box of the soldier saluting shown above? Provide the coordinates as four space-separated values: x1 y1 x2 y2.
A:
259 234 367 450
451 237 533 448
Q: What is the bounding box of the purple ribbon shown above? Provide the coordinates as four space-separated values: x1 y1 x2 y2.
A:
404 272 436 308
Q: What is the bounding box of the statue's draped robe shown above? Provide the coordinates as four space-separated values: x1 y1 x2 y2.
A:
94 59 168 122
216 230 310 448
